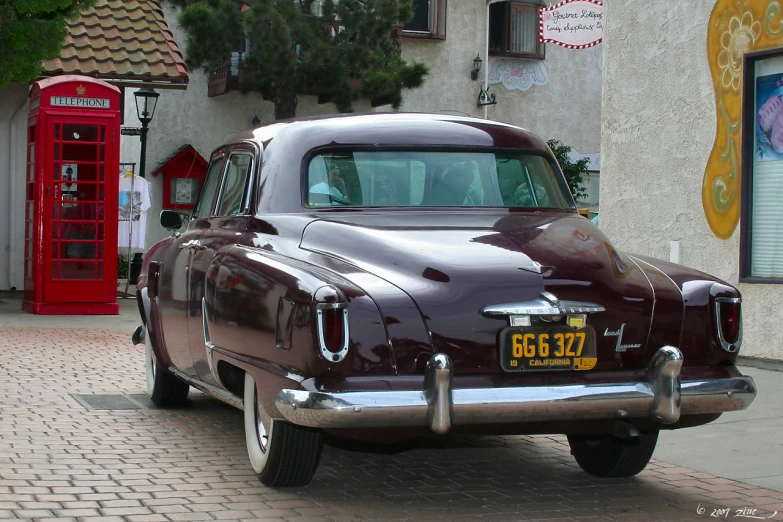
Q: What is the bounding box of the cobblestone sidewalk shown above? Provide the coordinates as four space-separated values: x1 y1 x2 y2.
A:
0 327 781 522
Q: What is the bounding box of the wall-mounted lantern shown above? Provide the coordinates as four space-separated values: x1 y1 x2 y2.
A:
471 54 483 81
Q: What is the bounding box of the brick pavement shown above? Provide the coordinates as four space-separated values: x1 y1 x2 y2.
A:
0 327 781 522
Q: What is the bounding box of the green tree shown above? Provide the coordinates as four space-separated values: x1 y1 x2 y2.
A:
170 0 428 120
547 139 589 203
0 0 96 89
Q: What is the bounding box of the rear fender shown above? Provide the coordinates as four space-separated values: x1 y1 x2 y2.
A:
632 255 740 364
202 245 395 412
135 243 175 369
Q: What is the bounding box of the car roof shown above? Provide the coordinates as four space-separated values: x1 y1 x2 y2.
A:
223 113 550 154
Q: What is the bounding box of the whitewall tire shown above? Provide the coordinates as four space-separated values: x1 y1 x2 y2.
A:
144 326 190 407
243 373 323 487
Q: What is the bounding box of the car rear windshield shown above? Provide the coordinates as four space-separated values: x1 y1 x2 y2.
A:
306 151 573 209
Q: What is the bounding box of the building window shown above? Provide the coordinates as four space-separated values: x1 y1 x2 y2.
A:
741 48 783 282
403 0 446 39
489 1 545 60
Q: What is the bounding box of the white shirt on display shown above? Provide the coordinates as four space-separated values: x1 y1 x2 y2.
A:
118 174 152 250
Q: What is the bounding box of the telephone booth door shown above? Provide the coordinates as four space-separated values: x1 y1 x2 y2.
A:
46 116 117 303
23 76 120 315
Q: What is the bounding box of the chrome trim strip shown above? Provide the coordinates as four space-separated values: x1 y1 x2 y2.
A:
626 256 659 352
481 299 606 317
275 349 755 431
715 297 743 353
315 303 350 362
169 367 244 411
202 297 219 383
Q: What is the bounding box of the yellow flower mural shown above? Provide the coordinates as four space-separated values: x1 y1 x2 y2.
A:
704 1 783 239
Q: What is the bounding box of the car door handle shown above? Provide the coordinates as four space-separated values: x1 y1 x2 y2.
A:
179 240 205 253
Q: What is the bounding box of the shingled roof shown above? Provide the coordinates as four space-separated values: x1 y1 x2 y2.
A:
42 0 188 88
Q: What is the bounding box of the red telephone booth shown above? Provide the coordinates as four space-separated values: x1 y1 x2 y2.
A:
23 76 121 315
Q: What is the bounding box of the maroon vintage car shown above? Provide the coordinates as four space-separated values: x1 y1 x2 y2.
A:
133 113 756 487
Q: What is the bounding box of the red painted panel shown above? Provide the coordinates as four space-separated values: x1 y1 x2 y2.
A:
153 145 208 210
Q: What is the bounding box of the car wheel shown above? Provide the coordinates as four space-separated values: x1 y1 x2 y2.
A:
144 326 190 407
567 431 658 478
244 373 323 487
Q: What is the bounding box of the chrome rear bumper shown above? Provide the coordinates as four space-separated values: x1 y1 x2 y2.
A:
275 346 756 434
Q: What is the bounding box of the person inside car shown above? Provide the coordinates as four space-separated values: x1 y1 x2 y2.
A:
310 166 350 204
430 164 473 206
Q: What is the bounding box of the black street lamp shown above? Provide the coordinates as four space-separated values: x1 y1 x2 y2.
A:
133 88 160 178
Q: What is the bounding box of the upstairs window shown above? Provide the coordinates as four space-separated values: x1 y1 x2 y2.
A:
489 1 545 60
403 0 447 39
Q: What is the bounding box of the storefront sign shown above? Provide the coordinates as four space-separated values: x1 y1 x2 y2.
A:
50 96 111 109
540 0 603 50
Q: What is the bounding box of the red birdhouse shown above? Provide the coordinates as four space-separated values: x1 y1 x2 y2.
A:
152 144 208 210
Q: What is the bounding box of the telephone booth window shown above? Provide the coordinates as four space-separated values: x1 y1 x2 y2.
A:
51 121 107 281
25 123 36 282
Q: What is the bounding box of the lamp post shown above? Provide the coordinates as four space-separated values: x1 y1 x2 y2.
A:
133 88 160 178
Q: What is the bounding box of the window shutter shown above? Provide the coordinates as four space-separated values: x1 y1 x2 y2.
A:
750 160 783 277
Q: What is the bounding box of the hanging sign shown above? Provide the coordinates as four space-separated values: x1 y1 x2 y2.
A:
540 0 604 50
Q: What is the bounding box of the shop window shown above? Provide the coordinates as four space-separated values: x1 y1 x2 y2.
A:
741 49 783 282
489 1 545 60
403 0 446 39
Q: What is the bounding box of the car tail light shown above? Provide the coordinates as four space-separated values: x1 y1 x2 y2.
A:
715 297 742 352
316 303 349 362
321 307 344 352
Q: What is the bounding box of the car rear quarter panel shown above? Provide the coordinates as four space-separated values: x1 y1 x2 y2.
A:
136 238 175 368
204 244 396 414
631 255 740 365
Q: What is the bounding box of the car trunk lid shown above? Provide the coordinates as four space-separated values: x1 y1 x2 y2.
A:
300 212 655 374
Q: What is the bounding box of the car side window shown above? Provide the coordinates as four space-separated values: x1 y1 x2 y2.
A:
191 157 225 219
216 153 253 216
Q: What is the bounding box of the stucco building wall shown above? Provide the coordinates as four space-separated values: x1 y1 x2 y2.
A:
400 1 603 155
0 85 32 291
600 0 781 359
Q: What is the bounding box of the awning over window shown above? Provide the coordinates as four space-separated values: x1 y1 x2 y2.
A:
42 0 188 89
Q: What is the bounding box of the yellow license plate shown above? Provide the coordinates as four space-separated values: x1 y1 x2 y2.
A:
499 326 597 371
